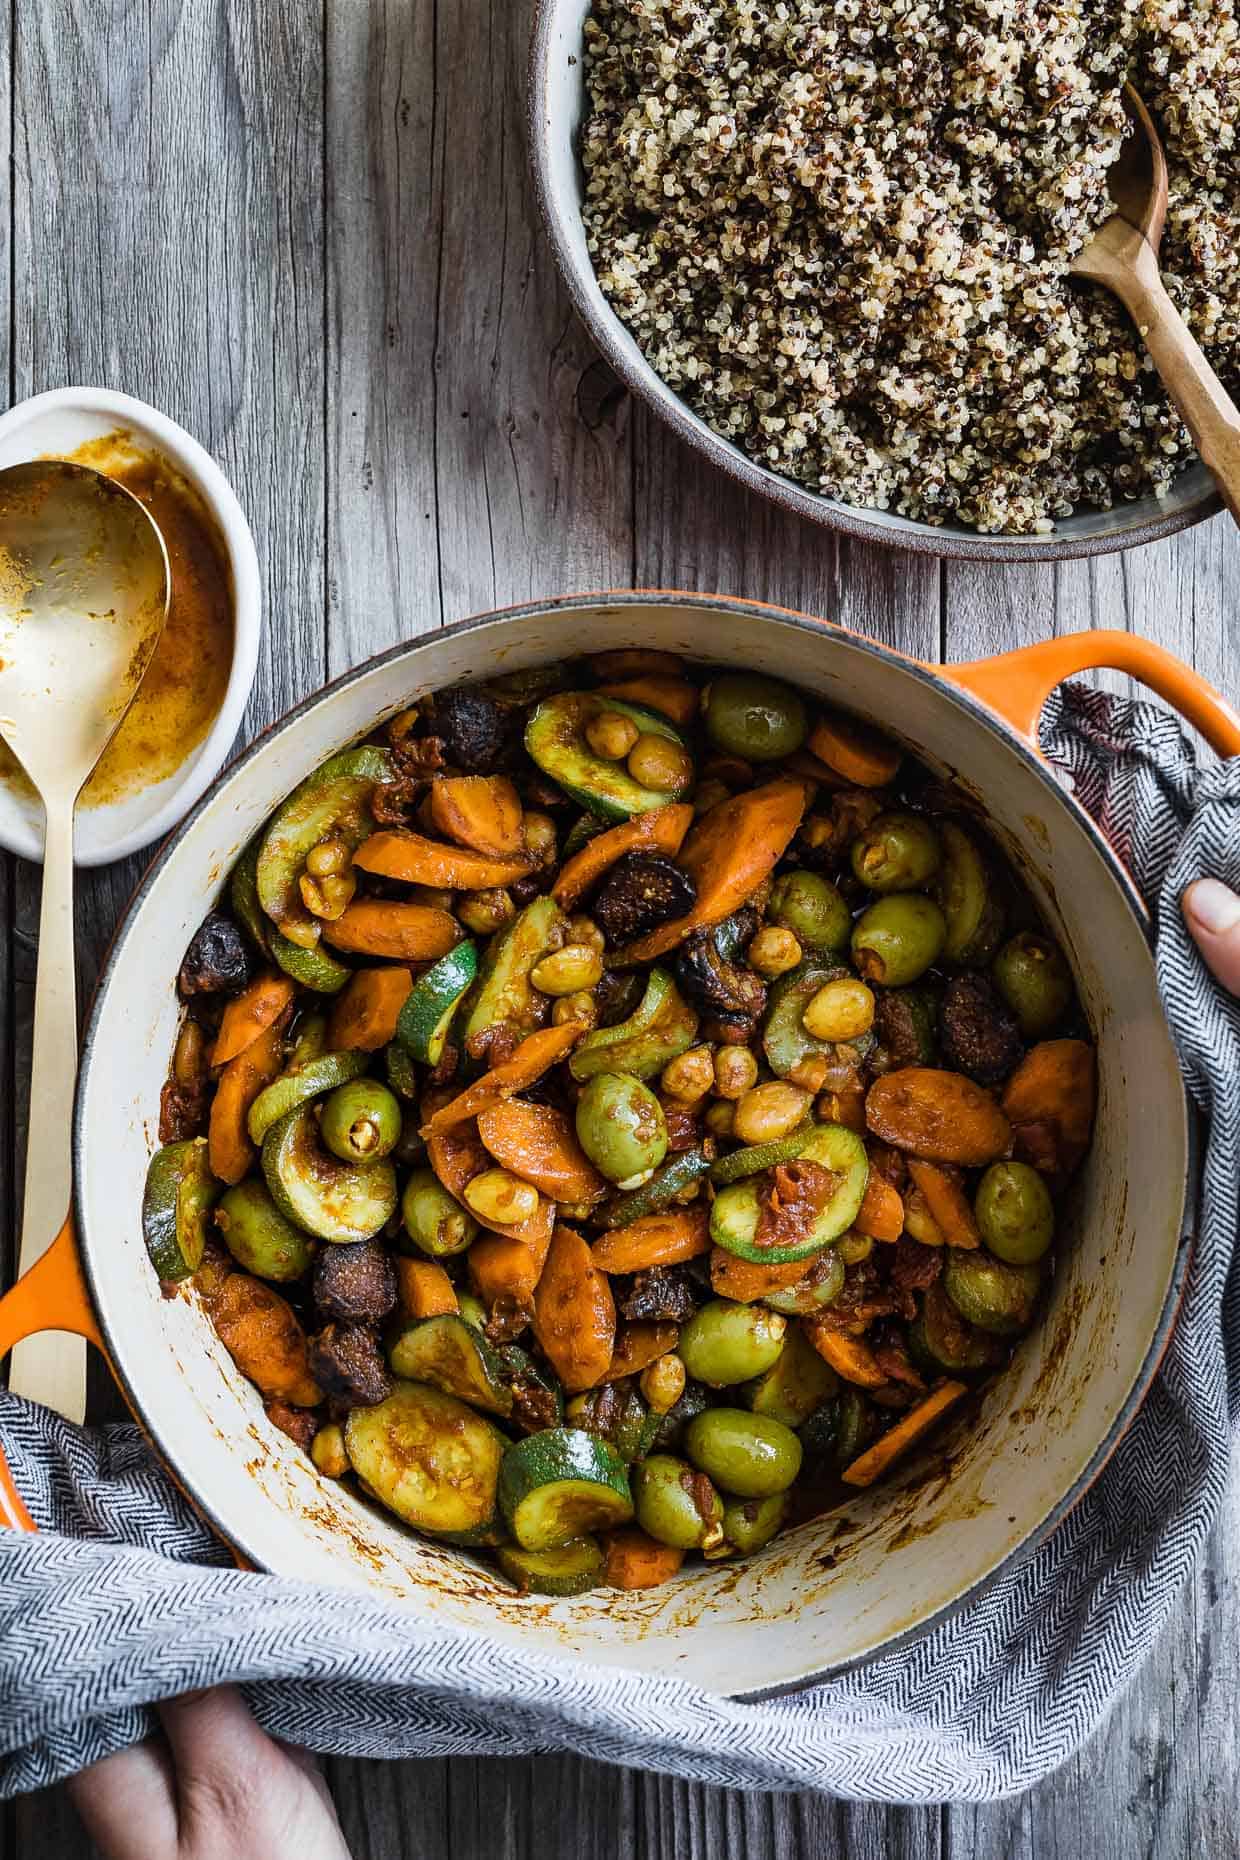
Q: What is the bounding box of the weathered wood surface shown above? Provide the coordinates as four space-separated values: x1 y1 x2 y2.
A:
2 1 1239 1855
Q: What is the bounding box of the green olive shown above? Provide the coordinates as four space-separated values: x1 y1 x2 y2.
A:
703 672 807 762
974 1161 1055 1264
851 894 947 986
634 1453 724 1550
832 1387 876 1468
850 812 942 894
684 1407 803 1498
215 1179 315 1283
574 1072 669 1184
743 1324 837 1426
992 932 1074 1037
943 1246 1041 1335
718 1490 788 1556
320 1079 403 1162
400 1167 478 1257
678 1300 787 1386
935 822 1003 965
908 1282 1003 1374
767 870 852 953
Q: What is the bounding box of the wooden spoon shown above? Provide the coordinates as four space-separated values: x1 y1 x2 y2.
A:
1070 85 1240 524
0 461 168 1420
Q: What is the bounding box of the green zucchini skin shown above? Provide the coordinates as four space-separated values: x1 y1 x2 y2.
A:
215 1178 316 1282
142 1138 220 1281
935 822 1004 965
462 895 564 1049
256 746 394 934
269 928 353 994
569 967 698 1082
397 941 478 1064
762 959 853 1079
525 692 683 821
498 1428 634 1551
593 1147 714 1230
709 1126 816 1185
246 1049 369 1146
386 1314 514 1418
495 1536 604 1596
228 837 272 957
709 1124 869 1263
344 1379 505 1538
262 1105 398 1242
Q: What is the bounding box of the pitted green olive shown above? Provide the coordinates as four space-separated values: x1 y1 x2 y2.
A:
400 1168 478 1257
992 932 1074 1037
634 1453 724 1550
320 1078 403 1162
943 1246 1041 1334
703 673 807 762
684 1407 803 1498
851 894 947 986
767 870 851 953
850 811 942 893
974 1161 1055 1264
678 1300 786 1386
574 1072 669 1184
718 1490 788 1556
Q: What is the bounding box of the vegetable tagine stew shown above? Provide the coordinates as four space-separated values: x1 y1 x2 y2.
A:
146 651 1097 1597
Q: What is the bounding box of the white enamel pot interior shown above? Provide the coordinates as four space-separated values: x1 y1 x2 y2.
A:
75 595 1191 1698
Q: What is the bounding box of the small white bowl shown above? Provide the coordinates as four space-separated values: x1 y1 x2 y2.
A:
0 387 261 867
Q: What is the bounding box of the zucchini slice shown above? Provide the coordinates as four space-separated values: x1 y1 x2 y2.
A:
344 1379 505 1538
709 1124 869 1264
762 959 861 1079
569 966 698 1082
142 1138 220 1281
397 940 478 1065
461 894 564 1047
229 837 271 957
709 1127 816 1185
384 1040 420 1100
215 1178 316 1283
496 1536 604 1596
256 746 394 936
386 1314 514 1418
246 1049 370 1145
269 927 353 994
934 822 1004 965
593 1146 714 1229
262 1104 398 1242
525 692 686 821
498 1427 634 1551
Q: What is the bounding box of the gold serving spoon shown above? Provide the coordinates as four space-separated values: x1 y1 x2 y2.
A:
1070 84 1240 524
0 461 168 1421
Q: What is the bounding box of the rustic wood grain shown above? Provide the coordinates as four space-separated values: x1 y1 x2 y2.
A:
4 0 1239 1855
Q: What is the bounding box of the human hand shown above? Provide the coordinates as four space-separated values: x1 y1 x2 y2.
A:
1182 878 1240 994
64 1684 352 1860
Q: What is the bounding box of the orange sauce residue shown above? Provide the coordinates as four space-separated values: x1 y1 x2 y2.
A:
0 428 235 809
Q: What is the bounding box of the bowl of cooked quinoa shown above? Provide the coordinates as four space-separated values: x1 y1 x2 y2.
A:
528 0 1237 557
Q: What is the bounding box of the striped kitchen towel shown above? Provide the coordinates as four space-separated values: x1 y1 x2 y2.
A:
0 682 1237 1804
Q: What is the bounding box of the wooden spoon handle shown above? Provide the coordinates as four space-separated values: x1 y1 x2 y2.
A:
1079 219 1240 524
7 797 85 1421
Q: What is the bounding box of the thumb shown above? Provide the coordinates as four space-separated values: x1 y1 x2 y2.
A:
1181 879 1240 996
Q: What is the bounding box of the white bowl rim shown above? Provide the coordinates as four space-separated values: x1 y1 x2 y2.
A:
0 385 261 866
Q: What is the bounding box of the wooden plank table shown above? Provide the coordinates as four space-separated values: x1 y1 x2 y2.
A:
2 3 1238 1854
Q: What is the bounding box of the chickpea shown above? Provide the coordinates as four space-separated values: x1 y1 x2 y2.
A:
552 991 599 1030
310 1422 349 1479
802 977 876 1042
692 779 731 816
747 925 802 978
661 1044 715 1104
800 814 837 855
626 733 695 795
732 1081 811 1145
457 887 516 935
463 1168 541 1226
522 811 558 865
640 1352 687 1415
566 913 606 954
531 944 604 996
306 835 351 878
713 1044 759 1100
837 1232 874 1266
585 709 640 761
299 869 357 921
704 1101 736 1139
787 1054 830 1094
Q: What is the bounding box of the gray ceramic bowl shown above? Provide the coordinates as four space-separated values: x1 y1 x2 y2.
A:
527 0 1220 561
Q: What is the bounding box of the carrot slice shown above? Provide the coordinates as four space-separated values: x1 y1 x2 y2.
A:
552 802 693 910
865 1068 1011 1166
602 1527 685 1589
428 775 524 858
618 778 810 962
784 748 846 787
468 1227 553 1308
208 1272 322 1407
853 1173 905 1243
841 1381 968 1487
211 974 296 1067
802 1323 888 1388
709 1247 812 1302
321 901 460 961
589 1207 710 1273
596 676 699 727
808 711 902 787
907 1160 981 1249
394 1257 459 1319
208 1019 286 1185
353 828 531 890
420 1024 582 1136
476 1099 606 1205
592 1321 680 1386
327 966 414 1052
426 1118 556 1245
533 1224 617 1392
1001 1039 1096 1176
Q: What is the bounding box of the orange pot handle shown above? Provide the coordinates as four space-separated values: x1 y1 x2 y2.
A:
0 1218 101 1532
942 630 1240 760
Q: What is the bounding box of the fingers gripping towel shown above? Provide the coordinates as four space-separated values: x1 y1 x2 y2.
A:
1 683 1237 1804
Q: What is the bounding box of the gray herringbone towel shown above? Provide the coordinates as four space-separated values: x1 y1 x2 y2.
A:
1 683 1237 1804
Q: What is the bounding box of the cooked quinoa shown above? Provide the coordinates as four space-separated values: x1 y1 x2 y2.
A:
580 0 1240 533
